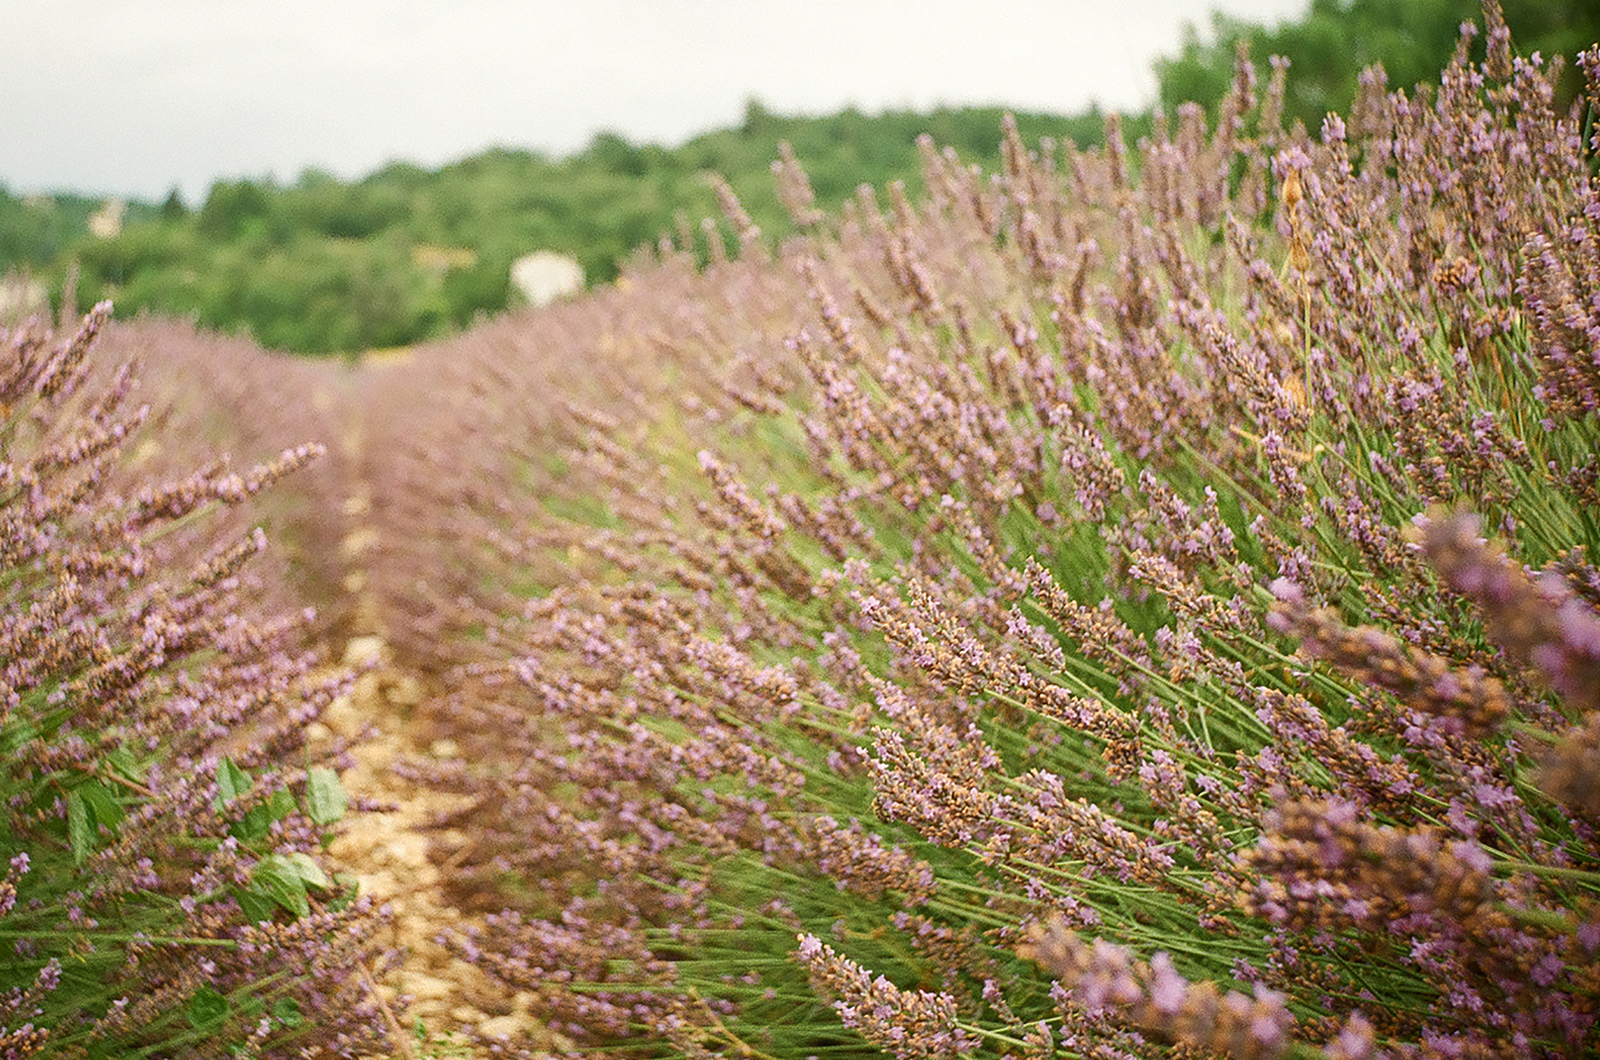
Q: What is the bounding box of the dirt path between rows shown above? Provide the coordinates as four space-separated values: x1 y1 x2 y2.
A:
307 403 566 1057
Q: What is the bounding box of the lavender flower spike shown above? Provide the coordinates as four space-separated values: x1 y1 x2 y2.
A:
1413 509 1600 713
1021 917 1296 1060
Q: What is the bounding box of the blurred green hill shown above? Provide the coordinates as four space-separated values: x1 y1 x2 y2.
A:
1 106 1087 354
3 0 1594 355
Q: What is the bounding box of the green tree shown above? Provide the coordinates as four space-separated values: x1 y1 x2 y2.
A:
586 131 650 177
198 178 278 239
159 186 187 219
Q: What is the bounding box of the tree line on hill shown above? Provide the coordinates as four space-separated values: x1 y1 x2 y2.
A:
1 0 1594 355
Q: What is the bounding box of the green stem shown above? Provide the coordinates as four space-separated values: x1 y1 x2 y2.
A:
1496 860 1600 885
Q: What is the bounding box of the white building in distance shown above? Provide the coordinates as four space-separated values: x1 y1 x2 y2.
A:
510 251 583 307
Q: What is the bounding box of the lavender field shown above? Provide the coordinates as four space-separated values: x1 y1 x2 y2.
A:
3 9 1599 1058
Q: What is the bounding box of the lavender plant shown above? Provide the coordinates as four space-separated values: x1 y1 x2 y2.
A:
354 248 811 678
1 307 389 1056
361 7 1599 1058
91 317 363 637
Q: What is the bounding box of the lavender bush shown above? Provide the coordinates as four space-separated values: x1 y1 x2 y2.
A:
352 8 1600 1058
1 307 388 1056
90 317 363 637
353 246 809 679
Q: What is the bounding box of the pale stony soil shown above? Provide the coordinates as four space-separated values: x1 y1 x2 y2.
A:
313 642 546 1055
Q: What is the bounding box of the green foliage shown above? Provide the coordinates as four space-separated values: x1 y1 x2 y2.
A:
0 185 156 270
198 178 281 239
1 105 1073 355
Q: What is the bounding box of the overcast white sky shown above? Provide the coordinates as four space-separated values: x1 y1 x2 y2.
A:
3 0 1310 203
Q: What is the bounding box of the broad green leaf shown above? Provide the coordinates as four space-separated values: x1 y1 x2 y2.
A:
267 788 295 819
105 746 142 782
231 804 274 843
275 851 330 889
66 790 90 865
79 780 123 829
272 997 304 1028
250 854 311 917
304 766 347 825
187 985 230 1028
216 757 252 805
235 887 277 924
228 787 295 842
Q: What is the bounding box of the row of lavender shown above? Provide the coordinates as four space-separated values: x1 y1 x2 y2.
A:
1 307 388 1054
361 11 1600 1060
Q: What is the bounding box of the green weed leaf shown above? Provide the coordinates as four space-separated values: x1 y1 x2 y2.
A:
271 997 304 1028
250 873 307 919
235 888 277 924
231 804 274 843
105 746 142 783
267 787 295 820
276 851 331 889
66 789 90 865
328 871 360 912
187 985 230 1028
230 788 297 844
216 758 251 806
248 853 329 919
304 766 347 825
79 780 123 829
